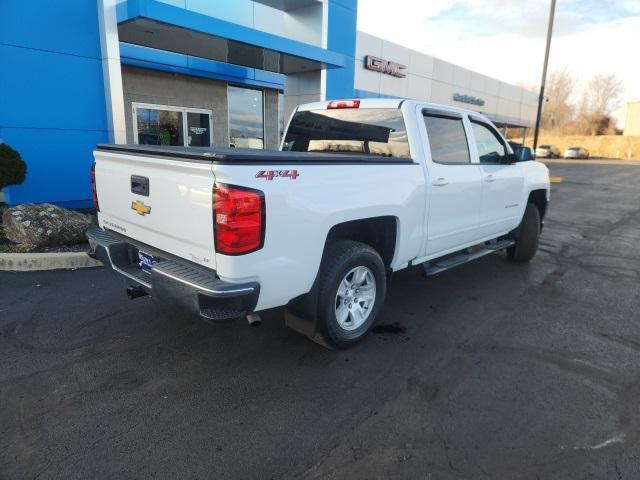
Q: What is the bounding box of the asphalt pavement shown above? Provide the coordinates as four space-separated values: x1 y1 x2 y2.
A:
2 162 640 479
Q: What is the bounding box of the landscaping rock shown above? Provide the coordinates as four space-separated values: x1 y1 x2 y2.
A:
2 203 93 246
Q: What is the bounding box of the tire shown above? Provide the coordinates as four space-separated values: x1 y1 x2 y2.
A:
507 203 541 262
314 240 387 349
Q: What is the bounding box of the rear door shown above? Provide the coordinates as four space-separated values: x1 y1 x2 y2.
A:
94 148 217 270
422 108 483 257
468 119 525 238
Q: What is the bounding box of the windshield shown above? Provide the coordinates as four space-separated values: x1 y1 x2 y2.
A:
282 108 411 158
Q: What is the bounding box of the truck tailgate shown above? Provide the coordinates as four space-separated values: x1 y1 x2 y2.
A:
94 149 217 270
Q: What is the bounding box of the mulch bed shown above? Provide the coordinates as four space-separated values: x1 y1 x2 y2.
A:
0 203 92 254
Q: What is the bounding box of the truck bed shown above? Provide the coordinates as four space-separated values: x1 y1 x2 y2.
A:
96 144 414 164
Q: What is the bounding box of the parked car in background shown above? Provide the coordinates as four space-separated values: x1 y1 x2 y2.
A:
563 146 589 159
535 144 560 158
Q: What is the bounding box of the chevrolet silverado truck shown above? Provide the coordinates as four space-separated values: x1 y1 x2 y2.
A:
88 98 550 348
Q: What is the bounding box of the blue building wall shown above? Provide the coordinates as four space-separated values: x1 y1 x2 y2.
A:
0 1 109 208
117 0 348 70
0 0 357 207
325 0 357 100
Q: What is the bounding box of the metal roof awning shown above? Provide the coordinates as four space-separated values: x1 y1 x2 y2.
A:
116 0 346 74
484 113 535 129
253 0 322 11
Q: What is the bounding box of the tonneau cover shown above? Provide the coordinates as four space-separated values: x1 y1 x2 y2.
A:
95 144 413 164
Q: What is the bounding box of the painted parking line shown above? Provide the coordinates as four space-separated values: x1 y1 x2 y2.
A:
550 177 563 184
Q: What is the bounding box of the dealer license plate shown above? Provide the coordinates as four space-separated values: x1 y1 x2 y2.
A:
138 250 158 273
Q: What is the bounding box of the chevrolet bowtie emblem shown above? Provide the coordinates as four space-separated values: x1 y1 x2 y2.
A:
131 200 152 216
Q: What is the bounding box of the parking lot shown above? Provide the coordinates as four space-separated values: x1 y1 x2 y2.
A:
2 162 640 479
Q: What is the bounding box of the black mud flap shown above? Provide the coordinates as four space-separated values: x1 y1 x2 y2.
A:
284 276 320 339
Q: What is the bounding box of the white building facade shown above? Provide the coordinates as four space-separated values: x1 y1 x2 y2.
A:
354 32 537 131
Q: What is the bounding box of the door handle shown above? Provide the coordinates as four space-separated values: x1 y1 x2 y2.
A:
432 177 449 187
131 175 150 196
484 174 496 183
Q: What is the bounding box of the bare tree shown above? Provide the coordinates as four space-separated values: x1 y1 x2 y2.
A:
584 73 624 115
565 73 624 135
541 70 574 132
568 111 616 136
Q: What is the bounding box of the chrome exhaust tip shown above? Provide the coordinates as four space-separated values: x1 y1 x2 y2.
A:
246 313 262 327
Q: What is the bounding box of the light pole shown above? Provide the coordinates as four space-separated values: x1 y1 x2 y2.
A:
533 0 557 151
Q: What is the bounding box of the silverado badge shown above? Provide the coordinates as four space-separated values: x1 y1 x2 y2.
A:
131 200 152 216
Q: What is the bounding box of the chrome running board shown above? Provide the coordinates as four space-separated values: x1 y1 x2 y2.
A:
421 239 515 277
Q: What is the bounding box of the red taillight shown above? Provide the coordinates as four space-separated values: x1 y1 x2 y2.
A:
213 184 264 255
327 99 360 109
90 163 100 211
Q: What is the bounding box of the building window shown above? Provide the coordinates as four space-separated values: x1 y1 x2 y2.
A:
278 91 285 143
228 86 264 149
132 103 212 147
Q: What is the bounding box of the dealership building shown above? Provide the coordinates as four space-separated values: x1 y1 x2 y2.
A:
0 0 537 207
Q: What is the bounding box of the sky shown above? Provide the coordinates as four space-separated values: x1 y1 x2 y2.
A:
357 0 640 126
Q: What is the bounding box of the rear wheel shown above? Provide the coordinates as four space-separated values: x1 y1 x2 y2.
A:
314 240 386 349
507 203 541 262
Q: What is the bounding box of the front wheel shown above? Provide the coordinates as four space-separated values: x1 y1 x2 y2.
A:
507 203 541 262
314 240 387 349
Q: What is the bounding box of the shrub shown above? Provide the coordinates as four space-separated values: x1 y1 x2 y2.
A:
0 143 27 190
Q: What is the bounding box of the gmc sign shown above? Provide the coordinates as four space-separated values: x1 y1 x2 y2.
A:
364 55 407 78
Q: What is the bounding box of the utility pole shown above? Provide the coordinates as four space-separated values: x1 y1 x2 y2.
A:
533 0 557 151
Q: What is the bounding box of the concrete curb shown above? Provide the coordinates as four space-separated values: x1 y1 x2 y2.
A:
0 251 103 272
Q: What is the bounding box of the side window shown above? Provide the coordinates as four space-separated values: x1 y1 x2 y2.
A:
470 122 506 163
423 115 470 164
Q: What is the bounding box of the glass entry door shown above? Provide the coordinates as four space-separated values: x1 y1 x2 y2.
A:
186 112 212 147
136 108 184 146
133 103 213 147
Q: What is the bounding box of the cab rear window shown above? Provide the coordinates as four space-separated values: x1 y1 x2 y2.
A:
283 108 410 159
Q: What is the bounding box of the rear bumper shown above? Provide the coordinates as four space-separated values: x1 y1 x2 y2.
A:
87 227 259 320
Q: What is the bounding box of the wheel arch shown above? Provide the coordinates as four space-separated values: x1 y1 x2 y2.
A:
527 189 548 224
285 215 398 340
324 216 398 269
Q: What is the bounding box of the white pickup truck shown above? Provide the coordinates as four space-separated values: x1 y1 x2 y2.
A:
88 98 549 348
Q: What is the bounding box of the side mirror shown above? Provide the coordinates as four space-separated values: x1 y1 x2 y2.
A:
503 153 517 164
514 146 532 162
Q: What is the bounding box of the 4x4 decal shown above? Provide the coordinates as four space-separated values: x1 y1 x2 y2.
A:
255 170 299 181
